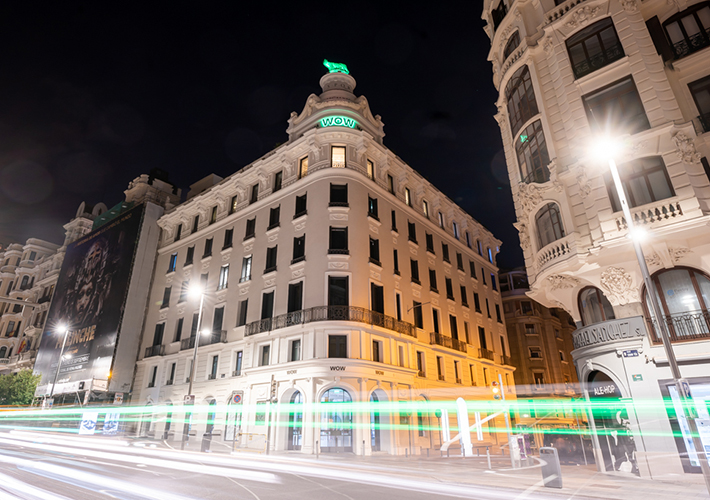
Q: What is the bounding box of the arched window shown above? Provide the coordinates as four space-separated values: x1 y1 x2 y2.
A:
644 268 710 342
535 203 565 248
320 387 353 452
605 156 674 212
566 17 624 79
506 65 539 137
663 2 710 59
20 276 29 289
578 287 616 326
516 120 550 184
288 391 304 450
503 32 520 61
0 347 6 358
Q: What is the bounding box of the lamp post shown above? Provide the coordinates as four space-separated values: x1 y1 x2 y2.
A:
597 139 710 492
48 325 69 400
182 285 207 450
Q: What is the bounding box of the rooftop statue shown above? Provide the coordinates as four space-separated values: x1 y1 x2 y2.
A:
323 59 349 75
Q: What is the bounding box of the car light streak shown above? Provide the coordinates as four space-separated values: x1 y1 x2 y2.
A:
0 471 74 500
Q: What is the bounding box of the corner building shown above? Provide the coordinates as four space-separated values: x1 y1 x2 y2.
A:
483 0 710 480
134 67 515 455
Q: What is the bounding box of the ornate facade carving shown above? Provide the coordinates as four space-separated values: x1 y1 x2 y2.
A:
669 247 691 262
542 36 554 54
645 252 662 267
547 274 580 290
564 6 601 29
513 220 530 251
548 159 564 192
516 182 543 216
600 267 639 305
672 132 701 164
576 165 591 198
620 0 638 12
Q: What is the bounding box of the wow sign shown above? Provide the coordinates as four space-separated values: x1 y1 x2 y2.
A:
319 116 357 129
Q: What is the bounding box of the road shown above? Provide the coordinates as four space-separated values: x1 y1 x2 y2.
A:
0 431 596 500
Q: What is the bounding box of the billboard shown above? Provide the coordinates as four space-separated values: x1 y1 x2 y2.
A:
34 205 144 394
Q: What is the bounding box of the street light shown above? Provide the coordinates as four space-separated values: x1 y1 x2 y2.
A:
49 325 69 400
182 284 208 450
592 137 710 492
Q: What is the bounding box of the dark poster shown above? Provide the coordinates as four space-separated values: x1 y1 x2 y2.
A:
34 205 144 392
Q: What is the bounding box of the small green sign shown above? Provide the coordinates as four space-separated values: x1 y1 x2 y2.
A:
319 115 357 129
632 374 643 382
520 134 528 143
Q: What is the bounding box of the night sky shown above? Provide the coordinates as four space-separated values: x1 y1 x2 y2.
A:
0 2 523 269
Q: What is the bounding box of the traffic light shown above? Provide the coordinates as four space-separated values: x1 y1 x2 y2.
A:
491 381 501 400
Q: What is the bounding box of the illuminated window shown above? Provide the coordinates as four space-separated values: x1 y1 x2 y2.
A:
566 18 624 79
438 211 444 228
422 199 429 217
405 188 412 207
331 146 346 168
299 157 308 178
506 65 539 137
535 203 565 249
229 195 238 215
516 120 550 184
367 159 375 180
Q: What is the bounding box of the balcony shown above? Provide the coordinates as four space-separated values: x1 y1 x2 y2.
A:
430 332 467 353
245 306 416 338
479 348 496 361
145 345 165 358
522 165 550 185
614 200 684 232
647 310 710 344
500 354 513 366
671 29 710 59
536 234 574 271
179 330 227 350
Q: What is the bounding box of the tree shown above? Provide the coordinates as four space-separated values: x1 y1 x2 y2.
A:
0 370 41 406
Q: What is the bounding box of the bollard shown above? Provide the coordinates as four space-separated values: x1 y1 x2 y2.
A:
405 448 409 458
486 446 492 470
363 440 365 456
427 448 430 458
447 448 450 458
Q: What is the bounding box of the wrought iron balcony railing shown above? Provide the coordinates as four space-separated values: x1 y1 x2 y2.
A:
430 332 467 353
572 43 624 79
479 348 496 361
145 345 165 358
647 310 710 344
179 330 227 350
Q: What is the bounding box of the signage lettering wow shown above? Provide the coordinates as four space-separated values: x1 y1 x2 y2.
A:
330 366 345 371
319 116 357 129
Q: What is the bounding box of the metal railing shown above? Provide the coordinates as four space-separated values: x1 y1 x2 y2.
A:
145 345 165 358
647 310 710 344
479 348 496 361
179 330 227 350
671 29 710 59
572 42 624 79
245 306 416 337
522 165 550 185
430 332 467 353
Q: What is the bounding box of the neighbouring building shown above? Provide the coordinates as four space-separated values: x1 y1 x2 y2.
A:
483 0 710 480
132 64 516 456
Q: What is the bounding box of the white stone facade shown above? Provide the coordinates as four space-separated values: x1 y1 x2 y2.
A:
133 69 515 455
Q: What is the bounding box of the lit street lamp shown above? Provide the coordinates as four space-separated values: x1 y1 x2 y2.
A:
594 137 710 492
182 284 208 450
48 325 69 400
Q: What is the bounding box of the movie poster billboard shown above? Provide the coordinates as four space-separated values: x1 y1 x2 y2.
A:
34 205 144 394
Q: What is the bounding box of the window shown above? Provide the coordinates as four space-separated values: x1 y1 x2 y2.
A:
229 195 238 215
454 361 461 384
496 304 503 323
273 171 283 192
209 355 219 379
369 237 380 264
328 227 349 254
559 350 565 362
469 261 477 279
264 246 278 273
432 308 440 334
426 233 435 253
486 299 492 318
566 18 624 79
210 206 217 225
244 218 256 240
250 184 259 204
488 248 494 263
503 31 520 60
328 276 349 306
441 243 450 263
416 351 425 376
533 371 545 388
368 196 379 219
422 200 429 218
295 193 307 218
218 265 229 290
465 232 472 249
464 322 470 344
506 66 539 137
329 184 348 206
200 273 208 288
387 174 395 194
372 340 382 362
578 286 616 326
331 146 346 168
407 221 417 243
410 259 420 284
535 203 565 248
290 339 301 362
367 159 375 180
529 347 543 359
268 206 280 230
477 240 483 256
299 157 308 178
261 291 274 320
690 75 710 132
329 335 347 358
168 253 177 273
152 323 165 346
167 363 176 385
583 77 650 136
287 282 303 313
429 269 438 293
174 318 184 342
521 300 533 314
393 249 400 275
395 293 402 321
663 3 710 59
474 292 481 313
524 324 536 335
478 326 487 350
237 300 248 327
491 0 508 30
292 235 305 263
452 222 459 240
161 287 171 308
405 188 412 207
260 345 271 366
516 120 550 184
148 366 157 388
407 301 422 330
179 281 189 303
445 278 454 300
436 356 445 381
449 314 459 340
456 252 464 271
460 286 468 307
190 312 199 337
192 215 199 233
438 212 444 228
223 228 233 249
203 238 213 258
234 351 243 376
605 156 674 212
175 224 182 241
240 256 252 282
398 345 405 367
491 273 497 291
185 246 194 266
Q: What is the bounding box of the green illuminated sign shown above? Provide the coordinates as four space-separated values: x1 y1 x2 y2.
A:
520 134 528 143
319 115 357 129
323 59 349 74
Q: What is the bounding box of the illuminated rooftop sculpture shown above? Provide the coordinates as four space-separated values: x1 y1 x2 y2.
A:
323 59 349 75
